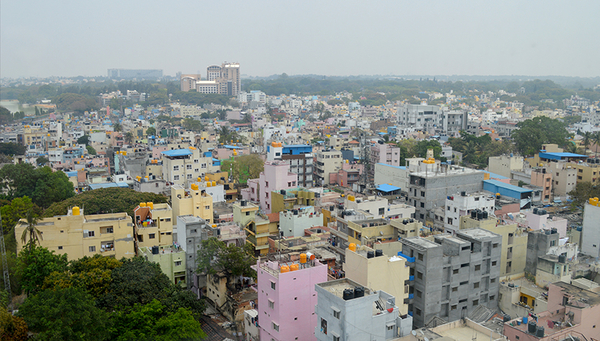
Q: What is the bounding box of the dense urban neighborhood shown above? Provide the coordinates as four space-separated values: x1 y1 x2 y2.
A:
1 65 600 341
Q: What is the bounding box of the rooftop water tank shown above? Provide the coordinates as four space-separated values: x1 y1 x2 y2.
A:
354 287 365 298
349 243 357 252
375 249 384 257
343 288 355 300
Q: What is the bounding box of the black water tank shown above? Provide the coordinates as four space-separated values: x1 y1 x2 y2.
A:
152 246 159 255
533 208 538 214
483 211 488 219
536 326 544 337
375 249 383 257
503 314 511 322
343 288 355 300
241 200 247 206
471 210 477 219
293 210 298 215
558 254 566 263
354 287 365 298
528 321 537 334
551 228 557 234
367 251 375 259
410 219 414 223
281 189 286 194
403 219 409 224
477 211 483 220
461 191 466 196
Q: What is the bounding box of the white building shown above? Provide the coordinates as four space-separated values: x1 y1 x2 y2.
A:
444 192 496 233
161 148 218 186
279 206 322 237
581 200 600 258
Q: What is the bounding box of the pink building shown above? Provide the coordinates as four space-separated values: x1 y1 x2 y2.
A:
525 211 568 238
531 169 553 204
152 146 169 159
259 161 297 213
503 281 600 341
212 146 251 160
370 143 400 167
254 258 327 341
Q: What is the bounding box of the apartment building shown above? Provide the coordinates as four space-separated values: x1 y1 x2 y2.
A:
138 245 186 287
161 147 218 186
400 229 502 327
279 206 322 238
315 278 413 341
171 184 214 223
267 142 314 187
370 142 401 168
133 202 173 249
315 149 343 186
254 257 327 341
488 154 524 179
243 161 298 214
15 207 135 261
234 200 271 256
443 192 495 234
344 245 411 316
396 103 444 133
581 198 600 258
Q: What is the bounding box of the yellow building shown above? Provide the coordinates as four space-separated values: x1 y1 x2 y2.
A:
270 188 317 214
460 216 528 279
171 184 214 223
344 244 410 315
530 144 600 186
15 207 135 261
233 201 270 255
133 202 174 249
338 218 396 247
206 171 237 202
138 245 186 287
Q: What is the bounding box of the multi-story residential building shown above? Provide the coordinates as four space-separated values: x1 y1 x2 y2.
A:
133 202 173 249
487 155 524 179
443 192 495 233
234 200 271 256
344 245 412 317
314 278 413 341
315 149 343 186
161 148 218 186
530 168 553 204
138 245 186 287
545 161 577 197
254 256 327 341
370 142 401 169
345 195 415 220
400 229 502 327
15 207 135 261
460 215 528 278
244 161 298 214
396 103 444 133
175 215 218 296
279 206 322 238
267 142 314 188
445 110 468 135
238 90 266 105
180 62 240 96
171 184 214 223
581 198 600 258
408 162 484 224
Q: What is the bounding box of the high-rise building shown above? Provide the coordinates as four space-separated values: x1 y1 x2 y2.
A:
108 69 163 79
180 74 202 92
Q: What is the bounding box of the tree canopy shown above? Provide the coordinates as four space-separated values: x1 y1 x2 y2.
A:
512 117 570 156
53 93 99 113
0 164 75 208
43 187 168 218
220 154 264 185
0 143 26 156
197 237 256 279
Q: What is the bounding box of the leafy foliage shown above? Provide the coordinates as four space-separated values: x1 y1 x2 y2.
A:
17 245 68 294
568 182 600 208
18 287 109 341
448 132 515 168
109 299 206 341
0 143 26 156
182 117 204 132
0 164 75 208
43 187 167 218
0 308 28 341
220 154 264 185
146 127 156 136
197 237 256 279
54 93 99 113
512 117 570 156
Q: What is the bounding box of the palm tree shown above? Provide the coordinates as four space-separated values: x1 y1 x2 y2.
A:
124 131 134 145
582 132 592 155
594 131 600 158
21 209 42 251
113 123 122 132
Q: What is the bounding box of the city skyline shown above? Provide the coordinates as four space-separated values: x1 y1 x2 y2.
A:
1 0 600 79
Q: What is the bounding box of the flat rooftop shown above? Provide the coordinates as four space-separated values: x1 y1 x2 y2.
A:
403 237 439 249
458 228 501 239
317 278 372 299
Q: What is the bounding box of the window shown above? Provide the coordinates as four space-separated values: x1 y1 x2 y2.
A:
418 253 423 261
379 208 385 215
492 243 498 248
187 174 193 179
272 322 279 332
149 233 156 239
474 282 480 289
333 309 340 319
201 163 207 168
88 231 95 237
473 299 479 306
173 166 179 171
460 281 468 286
447 217 453 224
447 206 451 211
175 261 182 266
268 300 274 309
453 269 459 274
451 305 457 310
186 165 192 170
420 202 424 208
416 290 422 298
417 271 423 280
475 264 481 271
89 246 96 252
387 325 395 331
265 181 269 188
415 308 421 316
194 168 199 173
174 175 180 180
491 278 496 283
421 191 425 197
320 318 327 335
492 261 497 266
452 287 458 292
194 159 199 163
271 281 276 290
333 337 340 341
58 246 63 250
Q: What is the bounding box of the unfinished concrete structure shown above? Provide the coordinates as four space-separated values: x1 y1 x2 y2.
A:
400 228 502 327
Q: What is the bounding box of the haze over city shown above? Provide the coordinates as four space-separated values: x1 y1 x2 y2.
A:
2 0 600 78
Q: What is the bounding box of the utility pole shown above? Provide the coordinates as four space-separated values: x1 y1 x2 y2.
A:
0 212 11 303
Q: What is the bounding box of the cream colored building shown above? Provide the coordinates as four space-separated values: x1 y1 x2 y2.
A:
139 245 186 287
344 245 410 315
16 207 135 261
171 184 214 223
161 147 219 186
460 216 528 279
133 202 174 249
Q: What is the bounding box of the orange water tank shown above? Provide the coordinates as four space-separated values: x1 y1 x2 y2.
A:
300 253 307 264
290 263 299 271
349 243 357 252
280 265 290 273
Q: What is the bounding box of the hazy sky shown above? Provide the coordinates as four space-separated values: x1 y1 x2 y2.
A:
2 0 599 78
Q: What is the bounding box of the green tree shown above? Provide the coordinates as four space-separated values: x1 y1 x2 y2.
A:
110 299 206 341
146 127 156 136
77 134 90 145
54 93 98 113
568 182 600 208
113 123 122 132
36 156 49 166
512 117 570 156
18 287 109 341
124 132 134 144
197 237 256 279
220 154 264 185
182 118 204 132
0 307 28 341
86 145 97 155
43 187 168 218
1 197 42 237
20 209 42 251
0 143 26 156
17 246 68 294
0 106 13 124
414 140 442 159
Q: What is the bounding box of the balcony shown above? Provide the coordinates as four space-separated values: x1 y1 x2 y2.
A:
408 275 415 281
397 251 415 263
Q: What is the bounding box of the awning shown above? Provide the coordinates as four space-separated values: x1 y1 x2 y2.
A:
377 184 400 193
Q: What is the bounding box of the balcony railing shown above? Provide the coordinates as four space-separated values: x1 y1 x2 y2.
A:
397 251 415 263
